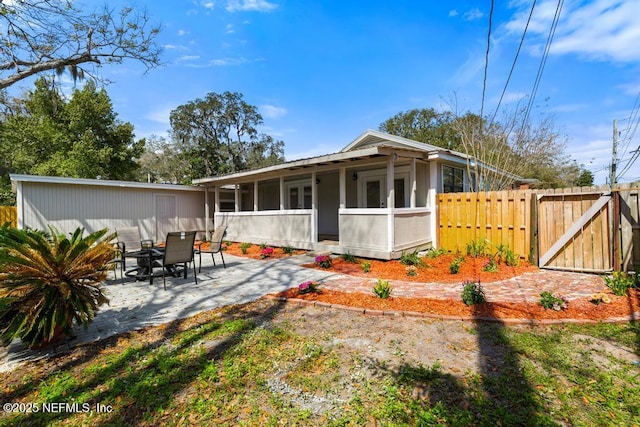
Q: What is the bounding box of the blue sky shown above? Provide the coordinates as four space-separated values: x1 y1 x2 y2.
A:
34 0 640 184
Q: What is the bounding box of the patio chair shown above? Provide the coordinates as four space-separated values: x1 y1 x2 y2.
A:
114 227 154 279
196 225 227 272
159 230 197 290
108 242 125 283
116 226 154 254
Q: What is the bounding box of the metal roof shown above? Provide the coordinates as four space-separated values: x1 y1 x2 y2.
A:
10 174 205 192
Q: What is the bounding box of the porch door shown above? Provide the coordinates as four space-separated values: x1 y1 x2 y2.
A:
155 194 177 242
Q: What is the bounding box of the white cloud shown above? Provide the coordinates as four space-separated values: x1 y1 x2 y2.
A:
505 0 640 63
448 9 459 17
260 104 287 119
202 1 215 9
177 29 188 36
145 107 173 126
226 23 235 34
463 8 484 21
177 55 201 62
226 0 278 13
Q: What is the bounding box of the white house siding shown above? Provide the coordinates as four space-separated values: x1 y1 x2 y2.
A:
393 208 432 252
338 210 388 252
19 181 206 242
215 210 313 248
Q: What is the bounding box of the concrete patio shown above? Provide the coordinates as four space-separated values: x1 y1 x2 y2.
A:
1 252 343 372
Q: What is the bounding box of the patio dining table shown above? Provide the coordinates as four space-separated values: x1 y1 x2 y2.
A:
124 247 165 284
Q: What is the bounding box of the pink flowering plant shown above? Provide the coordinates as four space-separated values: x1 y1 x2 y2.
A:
298 280 319 295
315 255 332 268
260 247 274 259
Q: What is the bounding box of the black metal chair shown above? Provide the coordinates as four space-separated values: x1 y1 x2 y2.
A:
159 231 197 290
115 227 154 280
196 225 227 272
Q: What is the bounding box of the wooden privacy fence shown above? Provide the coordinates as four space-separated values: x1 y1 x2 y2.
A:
437 190 533 260
0 206 17 227
437 184 640 273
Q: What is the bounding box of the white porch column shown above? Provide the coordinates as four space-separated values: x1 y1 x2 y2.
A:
234 184 239 212
410 157 417 208
214 186 220 228
387 155 395 252
339 167 346 209
428 161 438 248
204 187 210 237
279 176 285 210
253 180 259 211
311 171 318 243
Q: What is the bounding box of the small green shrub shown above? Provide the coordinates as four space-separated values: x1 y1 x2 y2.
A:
258 242 268 250
400 250 425 267
239 242 252 254
482 256 498 273
405 265 418 277
495 243 520 267
539 291 569 310
461 281 485 306
466 239 488 258
373 279 392 299
604 271 637 296
424 247 447 258
449 256 464 274
361 261 371 273
281 245 295 255
341 252 357 263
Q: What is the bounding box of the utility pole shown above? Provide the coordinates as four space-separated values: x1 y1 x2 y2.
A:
610 118 618 187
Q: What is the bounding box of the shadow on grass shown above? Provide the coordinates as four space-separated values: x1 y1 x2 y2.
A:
369 304 554 425
1 300 287 426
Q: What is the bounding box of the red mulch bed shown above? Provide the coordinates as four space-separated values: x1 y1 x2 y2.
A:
220 245 640 322
219 242 306 260
273 287 640 322
303 254 539 283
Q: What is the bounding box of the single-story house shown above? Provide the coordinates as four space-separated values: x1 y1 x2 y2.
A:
194 129 518 259
11 130 519 259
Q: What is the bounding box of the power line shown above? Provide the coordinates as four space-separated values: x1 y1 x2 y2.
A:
480 0 495 122
521 0 564 128
490 0 537 125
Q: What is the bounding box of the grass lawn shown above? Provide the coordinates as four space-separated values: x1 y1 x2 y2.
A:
1 300 639 426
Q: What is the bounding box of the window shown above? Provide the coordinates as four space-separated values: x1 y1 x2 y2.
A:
443 165 464 193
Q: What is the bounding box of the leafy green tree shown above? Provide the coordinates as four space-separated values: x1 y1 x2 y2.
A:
0 77 144 203
379 108 463 150
0 1 161 89
170 91 284 180
137 135 190 184
575 168 594 187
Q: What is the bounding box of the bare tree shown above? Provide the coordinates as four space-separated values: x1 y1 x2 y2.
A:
448 97 568 191
0 1 162 90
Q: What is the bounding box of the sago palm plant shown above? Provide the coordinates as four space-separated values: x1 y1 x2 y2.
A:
0 225 114 347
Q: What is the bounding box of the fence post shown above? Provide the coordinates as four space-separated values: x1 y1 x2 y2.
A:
612 189 621 271
529 192 539 265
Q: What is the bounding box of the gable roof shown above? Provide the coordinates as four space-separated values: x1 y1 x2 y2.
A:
341 129 444 153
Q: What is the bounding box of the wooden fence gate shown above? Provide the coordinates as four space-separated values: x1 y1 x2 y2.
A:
535 189 612 273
